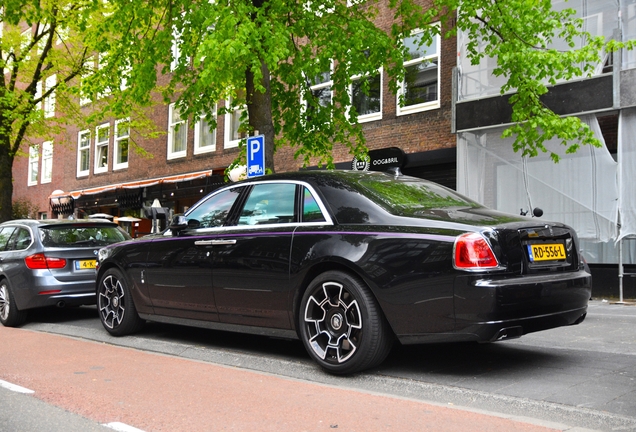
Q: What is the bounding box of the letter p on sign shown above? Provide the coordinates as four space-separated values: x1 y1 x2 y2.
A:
247 135 265 178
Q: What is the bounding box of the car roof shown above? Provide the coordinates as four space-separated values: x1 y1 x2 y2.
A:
233 169 403 185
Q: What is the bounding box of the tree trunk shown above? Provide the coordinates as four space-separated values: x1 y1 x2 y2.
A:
246 59 276 174
0 137 15 222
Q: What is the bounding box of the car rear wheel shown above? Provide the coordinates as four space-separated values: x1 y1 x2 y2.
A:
97 268 144 336
299 270 393 375
0 280 28 328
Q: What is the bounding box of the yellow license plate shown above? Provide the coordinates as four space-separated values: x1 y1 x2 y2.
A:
75 259 97 270
527 244 566 262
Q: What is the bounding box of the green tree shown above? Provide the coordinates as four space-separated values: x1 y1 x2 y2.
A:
4 0 633 222
0 0 133 223
91 0 633 173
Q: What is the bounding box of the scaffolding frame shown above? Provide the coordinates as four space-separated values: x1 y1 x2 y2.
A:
618 236 636 303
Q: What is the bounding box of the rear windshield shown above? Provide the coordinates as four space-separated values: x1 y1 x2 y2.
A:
40 225 131 247
357 175 482 215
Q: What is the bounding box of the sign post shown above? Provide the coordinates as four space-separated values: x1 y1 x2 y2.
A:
247 135 265 178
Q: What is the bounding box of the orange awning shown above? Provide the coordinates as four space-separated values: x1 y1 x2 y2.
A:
69 170 214 199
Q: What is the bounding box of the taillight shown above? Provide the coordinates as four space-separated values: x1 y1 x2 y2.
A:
25 253 67 270
454 232 499 270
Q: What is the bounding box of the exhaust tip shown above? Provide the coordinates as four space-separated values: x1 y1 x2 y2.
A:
56 300 66 308
492 326 523 341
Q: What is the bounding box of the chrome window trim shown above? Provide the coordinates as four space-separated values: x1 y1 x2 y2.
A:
185 179 334 228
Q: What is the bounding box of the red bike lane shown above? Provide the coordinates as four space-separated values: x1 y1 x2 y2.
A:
0 326 560 432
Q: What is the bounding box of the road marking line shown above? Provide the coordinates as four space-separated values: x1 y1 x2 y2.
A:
0 379 35 394
102 422 146 432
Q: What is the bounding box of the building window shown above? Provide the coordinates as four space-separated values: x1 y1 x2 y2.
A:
397 27 440 116
170 28 180 72
114 118 130 170
35 80 42 111
77 130 90 177
168 103 187 159
95 123 110 173
97 53 111 99
20 28 31 61
194 107 216 154
305 66 333 124
350 68 382 123
43 75 56 118
28 144 39 186
80 57 94 106
41 141 53 184
224 98 247 149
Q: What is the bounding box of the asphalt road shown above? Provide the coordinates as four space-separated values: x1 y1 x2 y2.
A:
4 299 636 431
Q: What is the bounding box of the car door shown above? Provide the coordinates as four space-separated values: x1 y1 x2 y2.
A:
212 182 297 329
0 225 19 282
144 187 244 321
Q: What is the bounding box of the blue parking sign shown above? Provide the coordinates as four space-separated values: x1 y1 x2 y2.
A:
247 135 265 178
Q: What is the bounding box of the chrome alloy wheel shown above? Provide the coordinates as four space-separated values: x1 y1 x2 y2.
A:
0 284 9 322
98 274 126 329
303 281 362 364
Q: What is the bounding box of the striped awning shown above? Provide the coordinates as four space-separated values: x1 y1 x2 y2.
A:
69 170 214 199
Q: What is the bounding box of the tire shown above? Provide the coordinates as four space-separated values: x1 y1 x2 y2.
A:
97 268 145 336
0 279 28 328
298 270 393 375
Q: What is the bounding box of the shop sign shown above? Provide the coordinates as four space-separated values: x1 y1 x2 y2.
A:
351 147 405 172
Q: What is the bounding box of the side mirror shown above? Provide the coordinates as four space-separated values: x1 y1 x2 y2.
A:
532 208 543 218
169 215 188 233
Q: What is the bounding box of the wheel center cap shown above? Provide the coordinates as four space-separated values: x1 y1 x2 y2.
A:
331 313 343 331
112 296 119 308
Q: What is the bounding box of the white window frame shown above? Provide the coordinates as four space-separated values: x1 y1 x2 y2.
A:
41 141 53 184
97 53 111 99
349 67 383 123
167 103 187 159
35 80 43 111
194 106 217 154
94 123 110 174
21 28 31 61
224 98 247 149
120 61 131 91
303 65 333 116
28 144 39 186
43 74 56 118
397 26 441 116
36 24 49 55
170 23 190 72
77 129 91 177
80 57 94 106
114 118 130 170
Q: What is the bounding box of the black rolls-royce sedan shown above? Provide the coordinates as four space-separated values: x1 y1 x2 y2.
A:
96 170 591 374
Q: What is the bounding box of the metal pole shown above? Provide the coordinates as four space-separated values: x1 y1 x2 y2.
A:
619 237 624 303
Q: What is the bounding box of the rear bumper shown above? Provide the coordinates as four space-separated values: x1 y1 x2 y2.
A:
455 269 592 340
13 273 97 310
398 269 591 345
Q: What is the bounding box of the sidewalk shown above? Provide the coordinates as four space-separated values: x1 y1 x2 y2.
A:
0 326 565 432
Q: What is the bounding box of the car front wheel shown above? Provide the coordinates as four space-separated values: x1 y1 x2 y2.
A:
97 268 144 336
0 280 28 328
299 270 393 375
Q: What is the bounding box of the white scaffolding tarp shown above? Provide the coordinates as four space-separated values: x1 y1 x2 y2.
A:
458 0 623 101
618 108 636 241
457 115 636 264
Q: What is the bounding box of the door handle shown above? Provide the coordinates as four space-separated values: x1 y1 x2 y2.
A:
194 239 237 246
